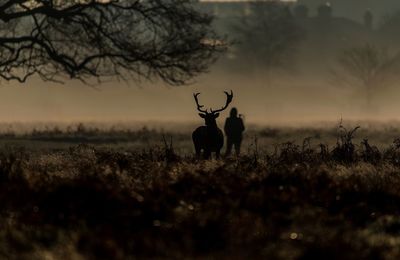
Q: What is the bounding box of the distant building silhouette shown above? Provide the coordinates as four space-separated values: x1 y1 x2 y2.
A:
298 0 400 23
196 0 382 77
198 0 400 24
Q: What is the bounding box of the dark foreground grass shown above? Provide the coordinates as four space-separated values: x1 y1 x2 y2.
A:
1 137 400 259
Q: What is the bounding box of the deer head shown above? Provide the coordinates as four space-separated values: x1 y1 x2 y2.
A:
193 90 233 127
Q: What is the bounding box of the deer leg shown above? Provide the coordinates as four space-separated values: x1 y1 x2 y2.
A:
216 150 221 160
195 148 201 158
204 150 211 160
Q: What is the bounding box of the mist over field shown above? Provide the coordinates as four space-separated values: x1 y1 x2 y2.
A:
3 0 400 126
4 69 400 126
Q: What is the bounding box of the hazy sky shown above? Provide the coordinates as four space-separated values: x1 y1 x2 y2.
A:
1 0 400 125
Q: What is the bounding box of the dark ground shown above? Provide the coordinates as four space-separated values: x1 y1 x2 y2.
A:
0 123 400 259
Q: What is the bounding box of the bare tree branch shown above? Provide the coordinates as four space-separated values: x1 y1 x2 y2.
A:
232 1 302 72
0 0 225 85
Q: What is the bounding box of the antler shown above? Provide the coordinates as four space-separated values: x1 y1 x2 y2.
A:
193 93 208 113
210 90 233 113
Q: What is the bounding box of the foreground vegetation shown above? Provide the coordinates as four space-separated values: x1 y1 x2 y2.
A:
1 124 400 259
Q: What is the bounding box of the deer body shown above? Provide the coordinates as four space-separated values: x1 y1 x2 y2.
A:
193 124 224 159
192 91 233 159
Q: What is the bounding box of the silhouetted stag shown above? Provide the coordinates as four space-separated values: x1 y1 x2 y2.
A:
192 91 233 159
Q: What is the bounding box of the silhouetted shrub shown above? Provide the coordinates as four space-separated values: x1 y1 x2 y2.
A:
331 123 360 163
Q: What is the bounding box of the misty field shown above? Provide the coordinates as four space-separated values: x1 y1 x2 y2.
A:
2 123 400 259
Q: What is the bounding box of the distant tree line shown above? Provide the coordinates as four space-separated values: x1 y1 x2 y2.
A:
231 1 302 74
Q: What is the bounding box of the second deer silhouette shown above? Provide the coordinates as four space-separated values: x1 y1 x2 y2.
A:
192 90 233 159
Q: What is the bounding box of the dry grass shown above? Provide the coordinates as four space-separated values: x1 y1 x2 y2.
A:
0 124 399 258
